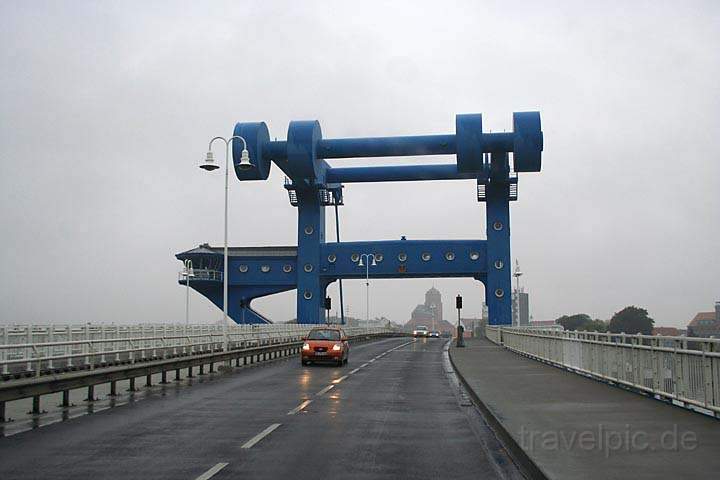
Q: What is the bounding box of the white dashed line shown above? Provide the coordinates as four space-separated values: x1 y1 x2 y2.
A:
349 368 360 374
287 399 312 415
332 375 348 384
316 384 335 396
241 423 282 449
194 462 229 480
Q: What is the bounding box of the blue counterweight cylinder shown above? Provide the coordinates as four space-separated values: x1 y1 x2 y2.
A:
233 112 542 183
232 122 271 181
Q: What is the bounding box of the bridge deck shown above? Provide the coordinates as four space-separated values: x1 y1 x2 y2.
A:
450 338 720 480
0 338 519 480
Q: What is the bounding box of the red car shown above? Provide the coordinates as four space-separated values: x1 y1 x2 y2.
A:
301 327 349 366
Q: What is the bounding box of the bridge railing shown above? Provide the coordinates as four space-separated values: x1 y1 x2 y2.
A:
0 324 395 378
486 325 720 415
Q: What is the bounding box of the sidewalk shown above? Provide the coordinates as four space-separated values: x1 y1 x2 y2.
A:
450 338 720 480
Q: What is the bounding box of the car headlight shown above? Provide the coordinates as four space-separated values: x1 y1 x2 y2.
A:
332 343 342 351
302 343 310 351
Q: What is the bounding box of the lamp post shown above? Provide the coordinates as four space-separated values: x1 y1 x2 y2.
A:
357 254 377 329
181 259 195 326
512 259 523 326
200 136 253 329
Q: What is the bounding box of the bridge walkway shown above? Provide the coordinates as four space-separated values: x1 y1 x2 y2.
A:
450 337 720 480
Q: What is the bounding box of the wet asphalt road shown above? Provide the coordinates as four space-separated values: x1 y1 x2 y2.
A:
0 337 511 480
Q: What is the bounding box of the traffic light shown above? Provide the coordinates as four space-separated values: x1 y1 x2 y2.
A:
324 297 332 311
456 295 463 310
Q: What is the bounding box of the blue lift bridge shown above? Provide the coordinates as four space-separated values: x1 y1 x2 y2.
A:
177 112 543 325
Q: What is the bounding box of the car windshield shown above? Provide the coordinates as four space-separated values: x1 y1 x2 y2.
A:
307 329 341 341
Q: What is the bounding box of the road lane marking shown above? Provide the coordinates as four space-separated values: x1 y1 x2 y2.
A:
287 399 312 415
332 375 348 384
194 463 229 480
349 368 360 374
316 384 335 396
241 423 281 449
361 363 369 368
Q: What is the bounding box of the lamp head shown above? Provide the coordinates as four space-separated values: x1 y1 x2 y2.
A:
358 257 364 267
200 151 219 171
370 256 377 266
236 149 253 170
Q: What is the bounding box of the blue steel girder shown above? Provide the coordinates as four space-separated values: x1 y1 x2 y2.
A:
178 240 488 324
319 240 486 281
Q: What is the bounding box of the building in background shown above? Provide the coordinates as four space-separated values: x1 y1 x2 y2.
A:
652 327 682 336
687 302 720 338
405 287 487 336
406 287 455 334
512 288 529 326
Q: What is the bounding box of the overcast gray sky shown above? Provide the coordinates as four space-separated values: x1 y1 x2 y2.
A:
1 0 718 328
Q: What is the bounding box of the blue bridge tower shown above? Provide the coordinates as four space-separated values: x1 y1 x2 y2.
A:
177 112 543 325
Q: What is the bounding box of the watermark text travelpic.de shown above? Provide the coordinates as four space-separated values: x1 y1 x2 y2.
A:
519 424 698 458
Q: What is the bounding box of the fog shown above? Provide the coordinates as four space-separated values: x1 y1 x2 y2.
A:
1 1 718 328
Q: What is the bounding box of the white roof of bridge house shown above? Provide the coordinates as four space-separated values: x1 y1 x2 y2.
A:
179 244 298 258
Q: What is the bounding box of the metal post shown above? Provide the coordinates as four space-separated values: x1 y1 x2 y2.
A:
184 259 193 326
32 395 41 414
62 390 70 407
146 374 152 387
0 401 5 422
359 254 376 329
365 267 369 328
334 202 345 324
109 381 117 396
223 140 229 330
456 294 465 348
128 378 136 391
161 371 168 384
175 369 181 381
205 135 246 333
86 385 95 402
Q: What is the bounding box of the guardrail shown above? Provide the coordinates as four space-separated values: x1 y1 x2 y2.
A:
486 326 720 416
178 269 222 282
0 323 401 422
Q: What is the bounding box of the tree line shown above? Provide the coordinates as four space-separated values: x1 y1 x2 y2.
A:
555 306 654 335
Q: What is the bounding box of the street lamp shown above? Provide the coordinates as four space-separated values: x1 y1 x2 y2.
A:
181 259 195 326
200 136 253 330
357 254 377 329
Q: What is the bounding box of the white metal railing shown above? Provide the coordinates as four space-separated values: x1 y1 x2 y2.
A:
177 269 222 282
486 326 720 414
0 324 394 378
